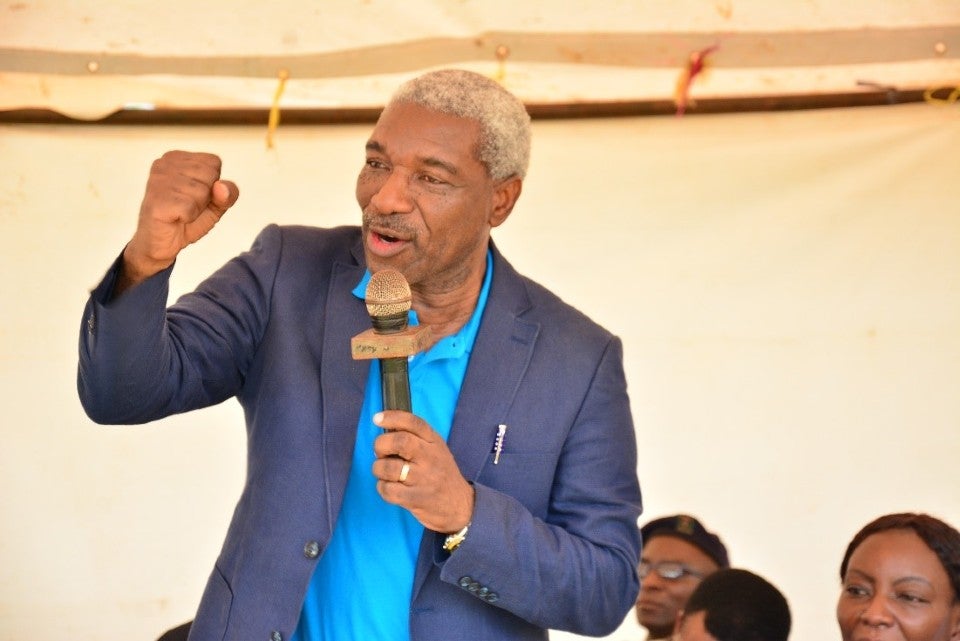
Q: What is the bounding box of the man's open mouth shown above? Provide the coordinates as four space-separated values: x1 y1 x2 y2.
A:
376 231 401 243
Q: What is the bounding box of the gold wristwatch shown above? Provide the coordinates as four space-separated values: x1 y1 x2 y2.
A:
443 523 470 552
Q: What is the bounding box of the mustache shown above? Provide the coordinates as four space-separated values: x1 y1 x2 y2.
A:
362 212 418 238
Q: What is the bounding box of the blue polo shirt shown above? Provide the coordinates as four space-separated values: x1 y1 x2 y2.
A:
292 252 493 641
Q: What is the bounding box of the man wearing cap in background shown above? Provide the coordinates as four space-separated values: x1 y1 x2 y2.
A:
635 515 729 641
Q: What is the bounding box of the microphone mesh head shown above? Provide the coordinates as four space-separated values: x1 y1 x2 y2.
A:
365 269 411 317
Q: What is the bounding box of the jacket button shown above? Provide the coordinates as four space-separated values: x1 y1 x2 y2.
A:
483 592 500 603
458 576 473 589
270 632 282 641
303 540 320 559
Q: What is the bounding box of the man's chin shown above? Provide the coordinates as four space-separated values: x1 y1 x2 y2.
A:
637 609 673 637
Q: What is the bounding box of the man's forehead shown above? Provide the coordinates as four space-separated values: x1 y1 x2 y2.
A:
375 101 480 135
366 104 483 170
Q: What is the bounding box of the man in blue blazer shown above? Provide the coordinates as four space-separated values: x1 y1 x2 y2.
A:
79 69 642 640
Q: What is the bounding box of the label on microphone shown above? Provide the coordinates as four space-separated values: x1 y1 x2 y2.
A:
350 326 433 360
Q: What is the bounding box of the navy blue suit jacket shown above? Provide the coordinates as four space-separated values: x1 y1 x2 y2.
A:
79 225 642 640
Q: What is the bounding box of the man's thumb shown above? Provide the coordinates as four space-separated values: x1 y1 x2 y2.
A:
211 180 240 214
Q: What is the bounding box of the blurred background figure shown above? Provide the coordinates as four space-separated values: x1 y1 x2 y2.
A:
673 568 791 641
635 515 729 641
837 512 960 641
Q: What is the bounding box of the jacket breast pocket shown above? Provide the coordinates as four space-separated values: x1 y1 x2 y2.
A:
476 448 560 517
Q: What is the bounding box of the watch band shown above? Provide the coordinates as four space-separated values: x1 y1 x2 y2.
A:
443 522 470 552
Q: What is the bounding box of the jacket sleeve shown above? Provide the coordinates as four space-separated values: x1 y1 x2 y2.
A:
438 335 642 636
77 225 283 424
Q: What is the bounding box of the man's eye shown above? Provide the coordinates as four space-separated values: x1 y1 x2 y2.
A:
420 174 446 185
365 158 387 169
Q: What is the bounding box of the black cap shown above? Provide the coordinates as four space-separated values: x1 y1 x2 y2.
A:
641 514 730 569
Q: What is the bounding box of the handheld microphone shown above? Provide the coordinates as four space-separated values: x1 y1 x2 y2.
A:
351 269 432 412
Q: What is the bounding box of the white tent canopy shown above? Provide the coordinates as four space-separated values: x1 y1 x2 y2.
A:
2 0 958 118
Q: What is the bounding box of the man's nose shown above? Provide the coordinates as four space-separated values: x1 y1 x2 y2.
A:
640 571 666 591
369 169 414 215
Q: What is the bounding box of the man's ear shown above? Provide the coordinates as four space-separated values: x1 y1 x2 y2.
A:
489 176 522 228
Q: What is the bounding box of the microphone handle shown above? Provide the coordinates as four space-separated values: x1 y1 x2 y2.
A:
380 356 412 412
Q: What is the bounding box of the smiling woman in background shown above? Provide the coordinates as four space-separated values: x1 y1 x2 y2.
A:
837 513 960 641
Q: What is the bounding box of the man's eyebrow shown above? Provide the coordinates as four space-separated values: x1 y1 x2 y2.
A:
364 139 460 177
420 155 459 176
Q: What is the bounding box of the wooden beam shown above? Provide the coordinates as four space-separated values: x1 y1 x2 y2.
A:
0 87 938 124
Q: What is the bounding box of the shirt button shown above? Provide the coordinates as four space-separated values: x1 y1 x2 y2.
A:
303 541 320 559
270 632 282 641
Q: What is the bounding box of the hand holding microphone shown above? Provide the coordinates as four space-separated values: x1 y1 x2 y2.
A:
352 269 474 535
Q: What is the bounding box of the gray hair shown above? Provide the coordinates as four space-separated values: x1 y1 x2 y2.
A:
387 69 532 181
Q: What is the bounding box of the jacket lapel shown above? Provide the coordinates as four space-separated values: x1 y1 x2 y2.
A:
447 257 539 482
317 243 370 532
411 246 540 601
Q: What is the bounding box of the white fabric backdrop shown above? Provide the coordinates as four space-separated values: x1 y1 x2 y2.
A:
0 101 958 640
